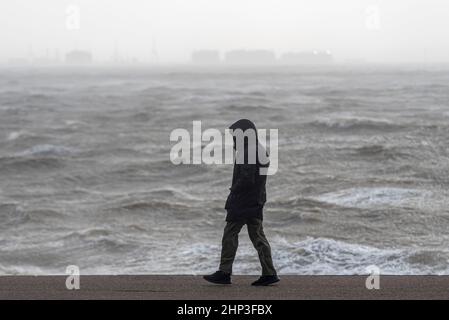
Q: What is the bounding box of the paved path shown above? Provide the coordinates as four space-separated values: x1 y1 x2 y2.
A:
1 275 449 299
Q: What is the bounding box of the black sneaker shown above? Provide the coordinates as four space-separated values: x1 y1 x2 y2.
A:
203 271 231 284
251 275 280 286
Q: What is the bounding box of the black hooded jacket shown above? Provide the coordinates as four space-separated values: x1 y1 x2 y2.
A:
225 119 269 222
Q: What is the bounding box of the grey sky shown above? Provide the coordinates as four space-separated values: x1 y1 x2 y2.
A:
1 0 449 63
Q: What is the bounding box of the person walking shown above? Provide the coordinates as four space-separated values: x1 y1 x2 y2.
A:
203 119 279 286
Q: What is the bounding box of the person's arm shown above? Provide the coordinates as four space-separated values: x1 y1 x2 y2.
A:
230 163 256 193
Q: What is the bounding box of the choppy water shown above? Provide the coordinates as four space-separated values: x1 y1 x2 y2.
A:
1 66 449 275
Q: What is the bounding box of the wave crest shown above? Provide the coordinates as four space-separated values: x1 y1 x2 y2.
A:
311 115 399 131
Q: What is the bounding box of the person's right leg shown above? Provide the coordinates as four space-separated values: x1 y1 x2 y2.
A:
219 220 245 274
247 218 279 286
247 218 277 276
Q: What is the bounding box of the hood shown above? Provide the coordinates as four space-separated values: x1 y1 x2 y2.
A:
229 119 258 150
229 119 258 135
229 119 268 166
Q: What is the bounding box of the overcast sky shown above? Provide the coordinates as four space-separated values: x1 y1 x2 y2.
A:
1 0 449 63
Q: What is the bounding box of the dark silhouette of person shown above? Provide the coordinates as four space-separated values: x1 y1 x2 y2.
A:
204 119 279 286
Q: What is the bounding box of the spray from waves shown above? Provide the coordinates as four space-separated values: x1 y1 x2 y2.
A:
272 237 449 275
1 232 447 275
0 265 50 276
312 187 433 209
16 144 75 157
43 237 446 276
150 237 449 275
64 120 87 127
310 114 400 131
6 131 27 141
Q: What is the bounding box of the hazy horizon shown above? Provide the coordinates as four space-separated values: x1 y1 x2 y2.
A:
1 0 449 64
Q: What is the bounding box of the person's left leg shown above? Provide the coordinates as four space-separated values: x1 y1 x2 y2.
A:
247 218 277 276
204 221 245 284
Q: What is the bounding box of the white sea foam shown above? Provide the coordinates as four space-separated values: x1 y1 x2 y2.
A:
179 237 449 275
0 234 447 275
313 114 395 130
64 120 87 127
0 264 49 276
272 237 446 275
7 131 26 141
17 144 74 157
313 187 431 209
80 237 449 275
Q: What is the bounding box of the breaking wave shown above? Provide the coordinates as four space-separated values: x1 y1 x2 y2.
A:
311 115 400 131
273 237 449 275
313 187 431 209
107 237 449 275
17 144 75 157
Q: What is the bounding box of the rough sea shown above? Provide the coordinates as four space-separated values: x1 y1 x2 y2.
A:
1 66 449 275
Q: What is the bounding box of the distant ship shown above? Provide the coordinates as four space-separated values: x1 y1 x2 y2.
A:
280 51 333 65
224 50 276 65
